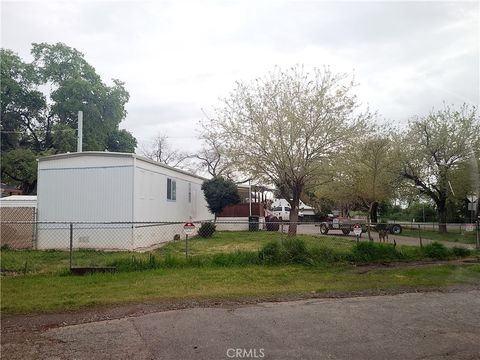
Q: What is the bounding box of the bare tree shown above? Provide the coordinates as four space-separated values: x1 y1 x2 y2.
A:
194 120 235 179
209 66 369 236
140 133 191 169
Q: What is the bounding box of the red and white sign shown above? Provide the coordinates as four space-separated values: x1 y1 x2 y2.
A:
183 222 195 235
353 224 362 236
465 224 475 232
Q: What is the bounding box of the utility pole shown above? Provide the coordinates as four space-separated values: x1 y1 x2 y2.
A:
77 111 83 152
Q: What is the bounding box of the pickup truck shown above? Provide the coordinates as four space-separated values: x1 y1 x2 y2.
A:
317 217 402 235
270 205 303 221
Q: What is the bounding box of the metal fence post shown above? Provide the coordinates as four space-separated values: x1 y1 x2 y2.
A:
31 207 37 250
69 223 73 270
185 234 189 259
476 218 479 250
418 224 423 248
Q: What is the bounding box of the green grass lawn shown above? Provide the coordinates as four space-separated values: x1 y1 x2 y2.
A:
401 228 477 244
2 263 479 315
2 231 478 315
1 231 355 275
161 231 354 256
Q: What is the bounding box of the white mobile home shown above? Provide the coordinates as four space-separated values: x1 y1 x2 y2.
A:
37 152 213 250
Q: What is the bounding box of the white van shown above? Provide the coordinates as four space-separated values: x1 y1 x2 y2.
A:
270 199 304 221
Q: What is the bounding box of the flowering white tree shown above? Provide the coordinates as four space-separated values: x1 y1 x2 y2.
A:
210 66 369 236
401 104 479 233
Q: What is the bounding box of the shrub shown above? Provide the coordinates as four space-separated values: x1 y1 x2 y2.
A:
198 222 216 238
282 239 312 264
259 241 281 264
421 242 449 259
347 242 404 263
451 247 471 257
259 239 312 265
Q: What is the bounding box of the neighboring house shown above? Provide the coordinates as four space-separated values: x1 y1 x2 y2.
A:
36 152 213 250
216 183 271 231
0 195 37 249
0 195 37 208
0 183 23 197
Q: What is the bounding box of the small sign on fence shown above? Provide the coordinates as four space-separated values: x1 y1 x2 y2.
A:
465 223 475 232
183 222 195 235
353 224 362 236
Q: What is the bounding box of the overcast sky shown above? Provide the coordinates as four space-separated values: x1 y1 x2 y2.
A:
1 0 478 152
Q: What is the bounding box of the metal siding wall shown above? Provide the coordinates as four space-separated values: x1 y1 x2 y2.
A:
38 166 133 222
133 160 213 223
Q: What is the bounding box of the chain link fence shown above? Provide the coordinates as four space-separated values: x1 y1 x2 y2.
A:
0 207 36 249
1 219 478 275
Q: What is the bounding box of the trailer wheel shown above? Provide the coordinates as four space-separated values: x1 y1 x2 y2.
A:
320 224 329 235
342 229 350 235
390 224 402 235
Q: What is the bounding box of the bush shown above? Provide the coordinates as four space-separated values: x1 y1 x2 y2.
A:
347 242 404 263
259 239 312 265
198 222 216 238
421 242 449 259
282 239 311 264
451 246 471 257
259 241 281 263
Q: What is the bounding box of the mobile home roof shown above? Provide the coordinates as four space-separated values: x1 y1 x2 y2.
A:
38 152 207 181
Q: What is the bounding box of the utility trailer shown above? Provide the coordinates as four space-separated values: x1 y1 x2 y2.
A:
316 218 402 235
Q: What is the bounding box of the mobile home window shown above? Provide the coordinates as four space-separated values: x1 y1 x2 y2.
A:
167 178 176 201
188 183 192 203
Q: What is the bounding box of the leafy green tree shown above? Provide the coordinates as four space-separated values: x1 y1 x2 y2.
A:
400 104 479 233
0 148 40 194
106 129 137 153
201 177 241 221
1 43 137 193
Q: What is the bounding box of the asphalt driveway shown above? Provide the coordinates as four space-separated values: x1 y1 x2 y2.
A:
2 290 480 360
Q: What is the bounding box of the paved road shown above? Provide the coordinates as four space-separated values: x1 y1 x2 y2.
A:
3 290 480 360
291 224 476 249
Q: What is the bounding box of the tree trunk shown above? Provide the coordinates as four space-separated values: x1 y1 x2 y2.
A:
288 205 299 237
288 194 300 237
438 205 447 233
22 180 37 195
367 202 373 241
370 201 378 224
